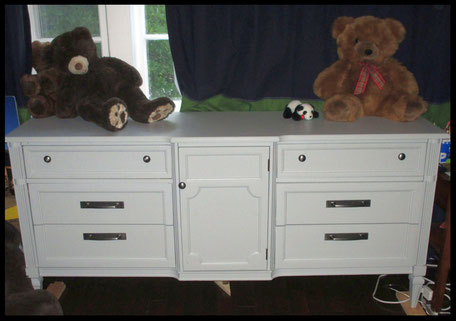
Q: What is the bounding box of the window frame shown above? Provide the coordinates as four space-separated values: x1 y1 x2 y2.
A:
130 5 181 107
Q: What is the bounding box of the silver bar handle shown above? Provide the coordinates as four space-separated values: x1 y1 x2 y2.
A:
83 233 126 241
326 200 371 208
80 201 124 209
325 233 368 241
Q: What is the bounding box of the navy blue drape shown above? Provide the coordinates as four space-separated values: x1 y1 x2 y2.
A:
5 4 33 108
166 5 450 104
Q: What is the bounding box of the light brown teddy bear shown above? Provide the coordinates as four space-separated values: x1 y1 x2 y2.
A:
313 16 427 122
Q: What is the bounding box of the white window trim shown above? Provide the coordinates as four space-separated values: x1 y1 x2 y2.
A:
130 5 150 98
27 4 181 111
97 5 110 57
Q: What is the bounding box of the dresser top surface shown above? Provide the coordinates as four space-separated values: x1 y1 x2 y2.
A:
6 111 448 143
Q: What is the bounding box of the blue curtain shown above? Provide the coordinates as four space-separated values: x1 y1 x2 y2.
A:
5 5 33 109
166 5 450 104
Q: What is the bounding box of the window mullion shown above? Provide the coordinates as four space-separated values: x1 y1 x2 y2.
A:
145 34 169 40
130 5 150 98
104 5 134 66
98 5 110 57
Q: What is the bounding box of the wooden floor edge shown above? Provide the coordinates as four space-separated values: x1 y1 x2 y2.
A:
214 281 231 296
46 281 66 300
396 291 427 315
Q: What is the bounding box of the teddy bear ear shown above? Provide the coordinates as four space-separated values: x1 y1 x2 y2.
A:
72 26 92 38
384 18 406 43
40 43 54 68
31 41 46 72
332 16 355 39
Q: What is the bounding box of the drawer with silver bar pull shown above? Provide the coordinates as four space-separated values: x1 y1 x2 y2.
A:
83 233 127 241
275 224 419 269
276 181 425 225
34 224 175 268
29 182 173 225
324 232 369 241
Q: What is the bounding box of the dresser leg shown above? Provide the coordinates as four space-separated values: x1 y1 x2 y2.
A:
408 274 424 308
31 277 44 290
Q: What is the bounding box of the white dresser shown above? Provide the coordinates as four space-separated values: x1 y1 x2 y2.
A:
6 111 448 307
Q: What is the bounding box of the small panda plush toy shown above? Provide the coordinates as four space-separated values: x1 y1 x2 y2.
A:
283 100 319 121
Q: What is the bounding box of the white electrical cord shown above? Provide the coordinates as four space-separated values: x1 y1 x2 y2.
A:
425 264 451 312
372 274 410 304
441 294 451 311
373 273 451 315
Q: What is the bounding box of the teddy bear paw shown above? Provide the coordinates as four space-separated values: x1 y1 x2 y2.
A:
20 74 40 96
147 103 174 123
28 96 56 118
401 99 428 122
323 94 363 122
108 103 128 129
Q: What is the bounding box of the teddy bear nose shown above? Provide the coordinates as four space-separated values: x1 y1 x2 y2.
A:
75 63 83 70
365 49 373 56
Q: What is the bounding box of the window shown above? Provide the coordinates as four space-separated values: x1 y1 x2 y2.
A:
27 5 181 111
131 5 181 110
28 5 108 58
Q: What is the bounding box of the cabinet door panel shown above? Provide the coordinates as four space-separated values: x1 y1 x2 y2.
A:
179 147 269 271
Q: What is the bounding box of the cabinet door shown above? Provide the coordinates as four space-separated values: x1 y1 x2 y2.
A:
178 147 270 271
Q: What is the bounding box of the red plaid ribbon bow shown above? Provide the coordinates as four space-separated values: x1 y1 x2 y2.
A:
354 62 385 95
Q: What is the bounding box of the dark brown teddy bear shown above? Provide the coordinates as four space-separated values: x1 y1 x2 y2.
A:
20 41 63 119
20 27 175 131
313 16 427 122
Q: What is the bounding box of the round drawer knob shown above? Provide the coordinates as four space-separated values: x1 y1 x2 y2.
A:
43 155 51 163
178 182 186 189
143 155 151 163
298 154 306 162
398 153 406 160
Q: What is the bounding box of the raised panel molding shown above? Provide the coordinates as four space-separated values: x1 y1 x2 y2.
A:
179 147 269 271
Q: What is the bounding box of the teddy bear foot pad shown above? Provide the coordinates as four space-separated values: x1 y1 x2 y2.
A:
108 103 128 129
148 103 175 123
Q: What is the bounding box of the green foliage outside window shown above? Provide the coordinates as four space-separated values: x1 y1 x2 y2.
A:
36 5 101 56
37 5 100 38
147 40 180 99
145 5 180 100
145 5 168 34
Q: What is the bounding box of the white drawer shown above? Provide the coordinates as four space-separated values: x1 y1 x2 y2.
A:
178 146 269 180
277 142 426 179
276 182 425 225
29 182 173 225
275 224 419 269
23 145 172 179
34 225 175 268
